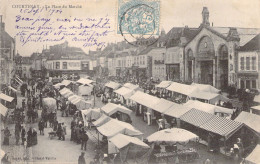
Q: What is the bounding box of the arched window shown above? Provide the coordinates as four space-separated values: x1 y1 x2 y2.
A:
197 36 215 59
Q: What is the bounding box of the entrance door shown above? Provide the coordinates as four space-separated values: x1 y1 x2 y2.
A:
219 60 228 89
200 61 213 85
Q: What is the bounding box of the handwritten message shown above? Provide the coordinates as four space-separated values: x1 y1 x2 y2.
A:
15 6 113 49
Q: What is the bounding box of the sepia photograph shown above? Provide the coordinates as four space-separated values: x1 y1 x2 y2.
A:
0 0 260 163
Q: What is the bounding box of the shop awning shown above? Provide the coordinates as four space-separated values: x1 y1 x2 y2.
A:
75 100 92 110
93 114 112 127
61 80 72 86
81 108 102 123
59 88 70 94
123 83 140 91
53 83 64 89
78 85 92 96
105 81 121 90
200 115 244 139
155 81 173 89
109 133 149 149
180 108 215 127
0 93 14 102
189 91 220 101
166 82 199 96
244 144 260 164
254 95 260 103
184 100 233 114
114 87 135 99
151 99 176 113
101 103 132 116
163 104 191 118
251 105 260 112
97 119 143 138
235 111 260 135
130 91 160 109
191 83 220 94
68 95 82 103
0 103 8 116
77 78 94 85
8 86 17 92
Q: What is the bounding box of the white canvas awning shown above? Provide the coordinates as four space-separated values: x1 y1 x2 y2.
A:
163 104 191 118
93 114 112 127
77 78 94 85
109 133 149 149
184 100 233 114
0 93 14 102
114 87 135 99
235 111 260 135
78 85 93 96
0 103 8 116
8 86 17 92
123 83 140 91
166 82 199 96
244 144 260 164
155 81 173 89
130 91 160 109
101 103 132 116
61 80 72 86
151 99 176 113
105 81 121 90
191 83 220 94
97 119 143 138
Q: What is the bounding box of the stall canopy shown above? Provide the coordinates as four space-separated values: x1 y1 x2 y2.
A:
0 103 8 116
244 144 260 164
78 85 93 96
151 99 176 113
81 108 102 123
200 115 244 139
105 81 121 90
101 103 132 116
147 128 199 145
109 133 149 150
189 91 220 102
130 91 160 109
191 83 220 94
184 100 233 115
166 82 199 96
0 93 14 102
59 88 71 94
163 104 191 118
251 106 260 113
53 83 64 89
114 87 135 99
63 91 74 98
8 86 17 92
253 95 260 103
93 114 112 127
155 81 173 89
123 83 140 91
68 95 82 102
61 80 72 86
180 108 215 127
75 100 92 110
235 112 260 135
77 78 94 86
97 119 143 138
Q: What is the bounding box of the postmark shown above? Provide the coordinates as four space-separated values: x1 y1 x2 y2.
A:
118 0 160 46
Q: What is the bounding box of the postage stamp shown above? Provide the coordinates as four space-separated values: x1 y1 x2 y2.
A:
117 0 160 46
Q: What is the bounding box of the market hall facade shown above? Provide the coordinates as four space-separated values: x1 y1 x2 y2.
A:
182 7 260 90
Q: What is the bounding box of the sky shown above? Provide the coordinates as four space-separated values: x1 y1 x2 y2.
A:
1 0 260 56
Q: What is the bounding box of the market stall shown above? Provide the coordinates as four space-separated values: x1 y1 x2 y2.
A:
243 144 260 164
0 103 8 116
77 78 94 86
130 91 160 124
184 100 233 117
93 114 112 127
105 81 121 90
101 103 132 122
108 133 150 163
61 80 73 86
191 83 220 94
97 119 143 138
0 93 14 102
123 83 140 91
78 85 93 96
81 108 102 126
147 128 199 163
250 106 260 115
114 87 135 105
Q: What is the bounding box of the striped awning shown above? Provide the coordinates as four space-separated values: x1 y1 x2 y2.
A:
200 116 244 139
180 108 214 127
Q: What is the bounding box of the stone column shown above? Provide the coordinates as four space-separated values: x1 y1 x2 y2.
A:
213 59 216 87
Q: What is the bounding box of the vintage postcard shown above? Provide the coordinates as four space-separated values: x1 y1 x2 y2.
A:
1 0 260 163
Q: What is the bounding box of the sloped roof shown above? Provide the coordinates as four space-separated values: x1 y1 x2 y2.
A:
235 111 260 134
240 34 260 51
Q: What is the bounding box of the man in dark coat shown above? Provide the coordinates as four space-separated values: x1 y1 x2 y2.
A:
27 128 33 147
3 127 11 145
70 119 76 141
15 122 22 145
21 126 26 145
38 119 45 135
78 152 86 164
81 131 89 151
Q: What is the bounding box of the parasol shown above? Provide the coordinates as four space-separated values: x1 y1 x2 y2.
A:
147 128 199 145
